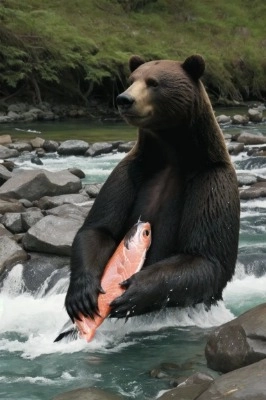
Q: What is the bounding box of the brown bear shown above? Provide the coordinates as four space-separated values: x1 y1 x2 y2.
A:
65 54 240 321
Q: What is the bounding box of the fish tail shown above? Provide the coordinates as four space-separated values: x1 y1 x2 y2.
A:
54 327 79 343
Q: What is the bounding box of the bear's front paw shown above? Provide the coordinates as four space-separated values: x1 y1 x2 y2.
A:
65 274 102 322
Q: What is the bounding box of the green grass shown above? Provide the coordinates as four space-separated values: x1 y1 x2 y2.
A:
1 0 266 103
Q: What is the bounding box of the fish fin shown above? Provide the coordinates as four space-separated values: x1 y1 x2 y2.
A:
54 327 79 343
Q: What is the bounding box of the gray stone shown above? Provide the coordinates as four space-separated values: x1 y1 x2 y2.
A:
85 142 113 157
7 111 21 120
226 142 244 155
0 116 12 123
0 236 28 273
58 140 89 155
22 215 84 256
205 303 266 373
36 193 90 210
7 103 28 113
240 181 266 199
0 223 12 237
117 141 136 153
30 137 45 148
43 140 59 153
197 359 266 400
248 108 263 123
84 183 103 198
21 111 37 122
52 387 124 400
235 132 266 145
0 135 12 145
237 172 258 187
157 382 211 400
68 168 85 179
232 114 249 125
216 114 231 124
45 203 89 220
22 252 70 293
21 210 44 230
0 164 12 183
8 142 32 152
0 199 25 213
0 145 19 159
31 155 43 165
2 212 24 234
0 169 82 201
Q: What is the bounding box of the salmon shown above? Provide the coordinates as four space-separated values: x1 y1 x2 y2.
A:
54 221 151 343
75 221 151 342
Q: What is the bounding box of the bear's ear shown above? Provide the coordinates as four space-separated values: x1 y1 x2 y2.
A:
129 55 145 72
182 54 205 80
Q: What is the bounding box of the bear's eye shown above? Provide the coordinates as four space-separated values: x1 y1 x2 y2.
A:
146 78 158 88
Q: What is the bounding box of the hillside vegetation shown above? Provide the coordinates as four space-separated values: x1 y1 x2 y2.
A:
1 0 266 107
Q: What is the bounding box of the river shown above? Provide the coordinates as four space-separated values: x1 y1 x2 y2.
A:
0 114 266 399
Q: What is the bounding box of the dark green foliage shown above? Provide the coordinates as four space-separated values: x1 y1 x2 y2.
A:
0 0 265 105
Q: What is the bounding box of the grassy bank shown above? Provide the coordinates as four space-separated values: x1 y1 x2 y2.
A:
1 0 266 106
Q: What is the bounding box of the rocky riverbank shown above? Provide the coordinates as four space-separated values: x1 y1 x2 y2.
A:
1 117 266 399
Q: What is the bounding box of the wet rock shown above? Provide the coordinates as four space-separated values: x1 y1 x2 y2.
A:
36 148 46 158
238 253 266 277
7 111 21 121
8 141 32 152
58 140 89 155
0 145 19 159
1 160 16 172
240 181 266 199
0 169 82 201
43 140 59 153
197 359 266 399
0 135 12 145
19 199 33 208
36 193 90 210
22 215 84 256
232 114 249 125
52 387 124 400
7 103 27 113
248 108 263 123
205 303 266 373
30 137 45 148
226 142 244 155
85 142 113 157
22 252 70 293
84 183 103 198
216 115 231 124
21 209 44 230
0 199 25 213
157 382 211 400
1 212 24 233
0 223 12 237
234 132 266 145
68 168 86 179
117 141 136 152
0 236 28 273
0 164 12 184
31 155 43 165
236 172 258 187
45 203 89 220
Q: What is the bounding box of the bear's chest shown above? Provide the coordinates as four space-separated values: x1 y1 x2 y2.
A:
127 166 184 263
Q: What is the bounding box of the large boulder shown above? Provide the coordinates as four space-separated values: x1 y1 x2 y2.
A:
58 140 89 155
234 132 266 145
0 169 82 201
85 142 113 157
35 193 90 210
0 135 12 145
205 303 266 373
22 215 84 256
52 387 124 400
0 236 28 273
0 199 25 213
8 142 32 152
240 181 266 199
0 145 19 159
0 164 12 184
197 359 266 400
1 212 24 233
248 108 263 123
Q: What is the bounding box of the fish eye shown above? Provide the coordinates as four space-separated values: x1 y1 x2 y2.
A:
143 230 150 237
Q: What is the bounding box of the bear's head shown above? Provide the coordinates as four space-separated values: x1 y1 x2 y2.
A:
117 55 205 130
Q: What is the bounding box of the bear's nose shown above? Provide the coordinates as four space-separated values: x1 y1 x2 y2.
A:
116 93 135 109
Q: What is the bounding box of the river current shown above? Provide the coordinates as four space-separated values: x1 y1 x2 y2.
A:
1 118 266 399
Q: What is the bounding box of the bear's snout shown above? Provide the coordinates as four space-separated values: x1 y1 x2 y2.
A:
116 93 135 110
